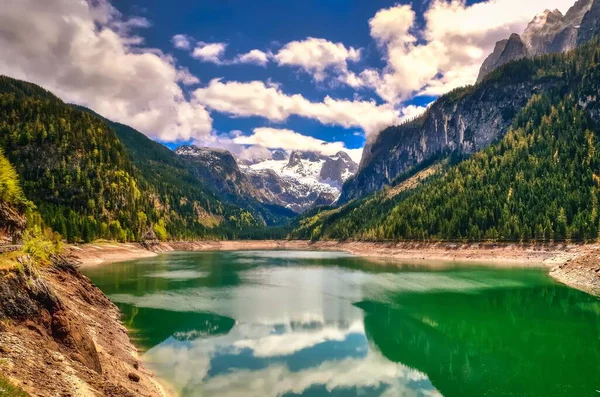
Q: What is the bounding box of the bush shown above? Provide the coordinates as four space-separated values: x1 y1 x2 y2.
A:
23 226 62 266
153 220 168 241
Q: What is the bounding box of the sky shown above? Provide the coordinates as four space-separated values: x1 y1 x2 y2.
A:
0 0 579 163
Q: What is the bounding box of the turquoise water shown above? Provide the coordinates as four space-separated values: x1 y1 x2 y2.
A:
82 251 600 397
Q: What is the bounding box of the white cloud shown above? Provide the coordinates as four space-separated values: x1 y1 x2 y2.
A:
399 104 429 122
193 128 363 163
193 79 399 137
191 44 270 66
172 34 192 50
357 0 577 104
192 42 228 64
234 322 364 357
0 0 211 141
274 37 361 82
233 49 270 66
176 67 200 85
235 128 362 161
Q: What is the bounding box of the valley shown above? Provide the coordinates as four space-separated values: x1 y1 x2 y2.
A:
2 0 600 395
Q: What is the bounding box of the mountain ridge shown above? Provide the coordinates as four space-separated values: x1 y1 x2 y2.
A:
340 0 600 205
176 145 358 213
292 37 600 241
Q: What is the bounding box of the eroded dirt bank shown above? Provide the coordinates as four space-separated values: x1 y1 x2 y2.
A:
0 256 171 396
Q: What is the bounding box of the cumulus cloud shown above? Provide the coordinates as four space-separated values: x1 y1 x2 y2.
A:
274 37 361 82
236 128 363 162
190 44 270 66
233 49 271 66
193 79 399 137
0 0 211 141
176 67 200 85
194 128 363 163
400 104 429 122
172 33 192 50
192 42 228 64
359 0 577 104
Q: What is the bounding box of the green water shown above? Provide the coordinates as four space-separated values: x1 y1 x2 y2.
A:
82 251 600 397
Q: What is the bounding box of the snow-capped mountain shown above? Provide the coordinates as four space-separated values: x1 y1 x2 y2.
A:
239 150 358 212
175 145 358 213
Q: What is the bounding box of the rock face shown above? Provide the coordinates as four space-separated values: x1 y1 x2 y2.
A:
175 145 297 225
176 146 358 214
478 34 530 82
477 0 593 83
175 145 259 199
320 151 358 184
245 168 337 213
340 73 564 204
578 0 600 44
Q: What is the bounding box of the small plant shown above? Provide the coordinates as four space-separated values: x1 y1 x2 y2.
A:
22 226 62 266
0 373 28 397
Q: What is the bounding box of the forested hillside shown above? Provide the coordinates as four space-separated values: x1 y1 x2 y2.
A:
290 41 600 242
0 76 260 242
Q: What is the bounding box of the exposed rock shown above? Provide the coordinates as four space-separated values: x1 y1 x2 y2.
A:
244 150 358 212
128 372 140 382
319 151 358 186
245 169 336 213
343 0 600 204
175 145 258 199
478 34 529 82
271 149 288 161
551 251 600 296
175 145 296 225
0 201 26 244
477 0 594 83
578 0 600 44
0 256 170 396
341 74 564 203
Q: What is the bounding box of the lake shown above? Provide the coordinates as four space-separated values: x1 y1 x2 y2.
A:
82 250 600 397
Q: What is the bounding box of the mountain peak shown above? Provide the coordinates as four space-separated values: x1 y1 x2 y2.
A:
478 0 594 82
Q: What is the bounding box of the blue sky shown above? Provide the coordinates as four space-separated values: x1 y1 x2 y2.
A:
116 0 452 155
0 0 578 162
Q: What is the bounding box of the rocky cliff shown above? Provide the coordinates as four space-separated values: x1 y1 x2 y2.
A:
578 0 600 44
175 145 263 201
340 70 564 203
477 0 593 83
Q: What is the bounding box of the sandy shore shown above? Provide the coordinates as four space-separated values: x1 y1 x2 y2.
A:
68 240 600 296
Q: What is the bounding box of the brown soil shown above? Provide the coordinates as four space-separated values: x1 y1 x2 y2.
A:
0 256 171 396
